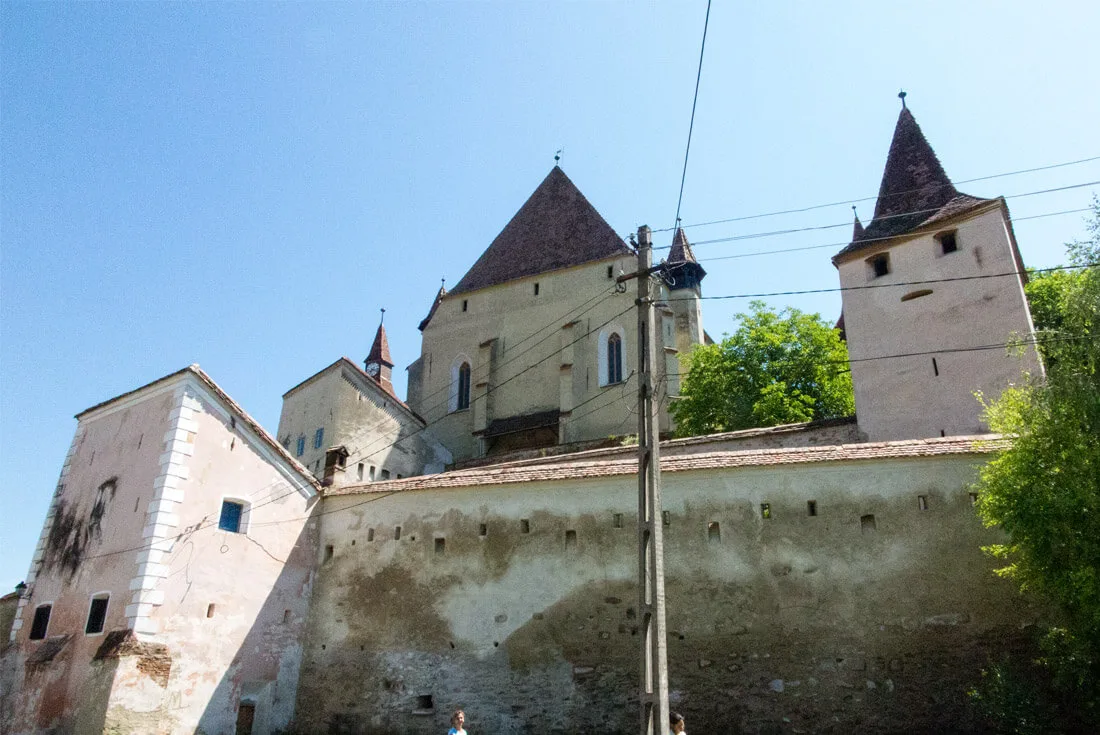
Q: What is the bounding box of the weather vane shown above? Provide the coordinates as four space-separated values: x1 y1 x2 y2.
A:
554 148 563 166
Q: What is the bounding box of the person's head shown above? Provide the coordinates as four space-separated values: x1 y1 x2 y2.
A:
451 709 465 728
670 712 685 733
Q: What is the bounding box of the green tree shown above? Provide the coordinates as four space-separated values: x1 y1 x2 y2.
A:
671 301 854 436
972 200 1100 726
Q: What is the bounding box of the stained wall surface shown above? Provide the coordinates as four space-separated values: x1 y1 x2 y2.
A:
837 203 1042 441
295 449 1034 734
2 371 319 735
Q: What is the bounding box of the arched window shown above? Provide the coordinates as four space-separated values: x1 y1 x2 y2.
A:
450 356 473 412
607 333 623 385
597 325 627 387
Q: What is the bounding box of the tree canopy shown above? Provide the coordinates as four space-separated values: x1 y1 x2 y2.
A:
671 301 854 436
972 199 1100 722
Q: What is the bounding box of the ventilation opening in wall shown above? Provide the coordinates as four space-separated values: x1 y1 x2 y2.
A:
367 528 375 542
613 513 623 529
918 495 929 511
533 282 540 295
434 538 446 555
479 523 487 537
394 526 402 541
283 609 291 624
207 604 216 618
861 514 877 533
707 522 720 543
760 503 771 519
807 500 817 517
462 299 468 312
324 545 334 562
520 519 530 534
662 511 670 526
416 694 434 711
565 530 577 550
607 265 614 279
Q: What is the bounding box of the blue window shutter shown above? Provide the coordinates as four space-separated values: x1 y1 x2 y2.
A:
314 428 324 449
296 436 305 457
219 501 243 533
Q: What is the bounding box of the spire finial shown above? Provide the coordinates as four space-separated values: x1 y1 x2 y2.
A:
554 148 563 166
852 204 858 217
380 307 385 325
898 89 907 109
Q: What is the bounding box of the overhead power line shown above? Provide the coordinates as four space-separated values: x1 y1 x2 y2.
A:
672 0 713 230
652 153 1100 234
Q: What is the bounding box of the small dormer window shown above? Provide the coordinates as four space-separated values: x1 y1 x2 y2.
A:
937 230 958 255
869 253 890 278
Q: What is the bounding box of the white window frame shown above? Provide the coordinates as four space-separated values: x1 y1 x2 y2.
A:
597 324 628 387
218 496 252 535
84 592 110 636
449 354 473 412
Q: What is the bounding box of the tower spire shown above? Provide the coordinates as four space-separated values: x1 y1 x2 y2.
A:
364 312 395 396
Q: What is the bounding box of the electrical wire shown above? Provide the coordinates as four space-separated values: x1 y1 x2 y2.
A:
672 0 712 230
651 154 1100 234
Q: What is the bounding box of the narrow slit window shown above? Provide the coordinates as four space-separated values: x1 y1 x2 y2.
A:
607 265 614 279
969 492 979 506
520 519 530 534
394 526 402 541
918 495 929 511
807 500 817 517
613 513 623 529
357 463 364 481
662 511 671 526
479 523 488 537
462 299 468 312
207 603 216 618
533 282 540 296
369 465 376 481
85 594 109 635
761 503 771 519
565 530 577 550
707 521 721 542
324 545 334 562
861 514 877 533
367 528 375 542
607 333 623 384
434 538 446 555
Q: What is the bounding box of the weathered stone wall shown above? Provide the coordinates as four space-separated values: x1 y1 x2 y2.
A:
294 452 1034 733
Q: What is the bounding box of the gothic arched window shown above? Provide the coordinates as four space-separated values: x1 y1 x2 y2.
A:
449 359 473 413
607 333 623 385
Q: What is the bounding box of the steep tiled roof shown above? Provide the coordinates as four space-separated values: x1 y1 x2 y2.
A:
418 283 447 332
851 210 865 241
835 107 990 261
478 409 560 438
449 167 633 295
366 322 393 368
283 357 423 423
668 228 699 264
326 435 1005 496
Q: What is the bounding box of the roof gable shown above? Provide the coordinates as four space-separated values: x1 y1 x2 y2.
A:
450 167 633 295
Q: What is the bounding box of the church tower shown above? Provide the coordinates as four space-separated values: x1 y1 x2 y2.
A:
832 97 1042 441
664 227 707 357
364 316 395 397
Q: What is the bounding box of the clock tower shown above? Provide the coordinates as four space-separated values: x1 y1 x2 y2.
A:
364 312 395 396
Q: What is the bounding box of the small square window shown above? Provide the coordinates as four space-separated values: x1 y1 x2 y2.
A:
313 428 324 450
219 500 245 533
937 231 958 254
85 594 109 635
296 436 305 457
869 253 890 278
29 604 51 640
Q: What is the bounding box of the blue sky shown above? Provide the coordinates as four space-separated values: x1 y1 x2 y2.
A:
2 1 1098 591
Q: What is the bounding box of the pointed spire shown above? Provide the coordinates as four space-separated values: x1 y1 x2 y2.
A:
668 228 699 264
366 318 393 369
871 103 958 228
663 228 706 291
417 281 448 332
851 206 865 240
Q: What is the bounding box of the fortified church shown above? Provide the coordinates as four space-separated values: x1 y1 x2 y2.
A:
2 105 1044 734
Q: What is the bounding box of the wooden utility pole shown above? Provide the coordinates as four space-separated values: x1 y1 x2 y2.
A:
635 225 669 734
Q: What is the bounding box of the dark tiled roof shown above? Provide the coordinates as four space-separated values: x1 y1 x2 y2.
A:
835 108 990 261
668 228 699 264
450 167 632 295
418 284 447 331
478 409 560 438
366 323 393 368
851 211 865 241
